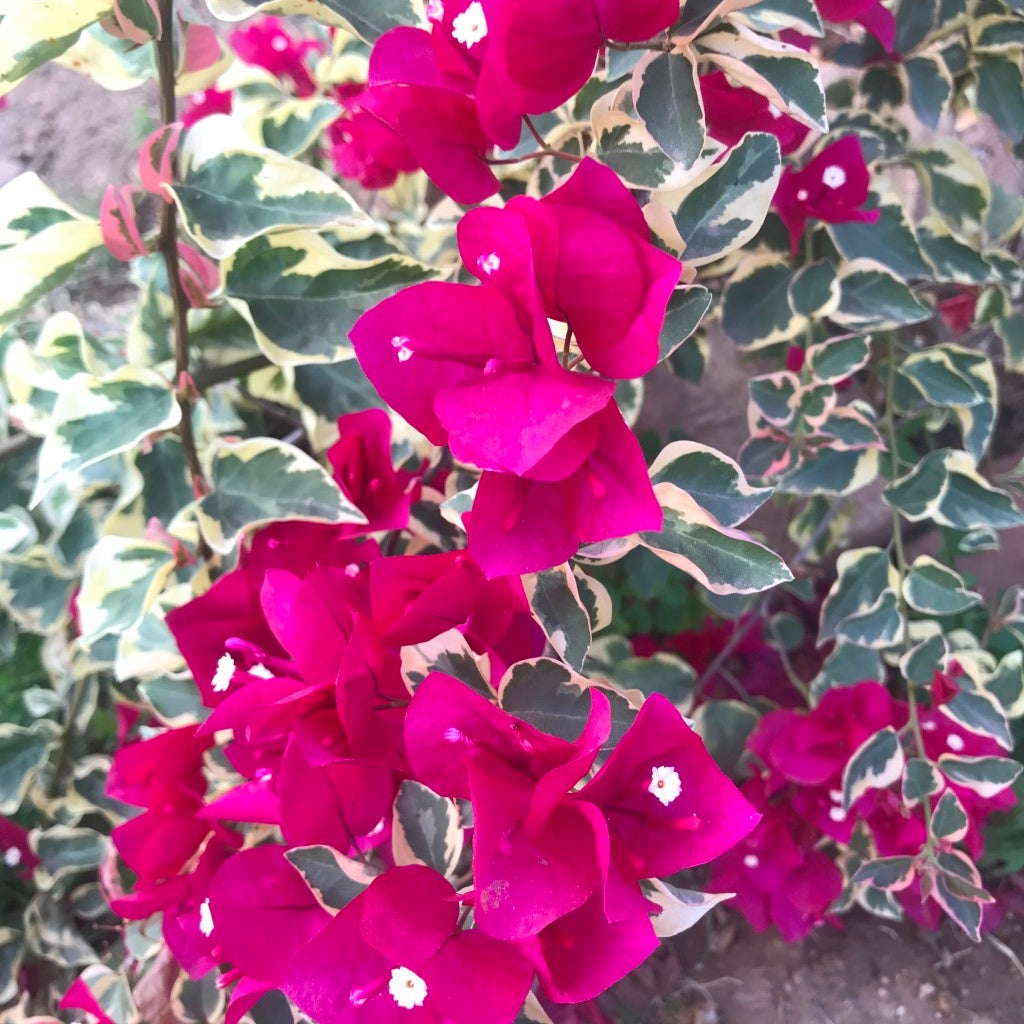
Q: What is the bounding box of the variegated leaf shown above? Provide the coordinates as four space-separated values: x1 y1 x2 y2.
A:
841 727 905 810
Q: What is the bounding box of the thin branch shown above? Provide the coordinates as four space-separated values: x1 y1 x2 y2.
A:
47 674 92 799
156 0 207 499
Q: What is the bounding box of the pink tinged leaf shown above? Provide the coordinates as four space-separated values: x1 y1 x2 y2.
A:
423 930 534 1024
179 23 221 76
578 693 761 877
435 366 615 476
112 0 162 44
208 845 331 983
469 749 601 939
100 185 149 262
278 738 396 854
404 672 574 799
60 977 118 1024
357 865 459 967
531 893 659 1003
350 282 534 444
592 0 681 42
177 242 219 307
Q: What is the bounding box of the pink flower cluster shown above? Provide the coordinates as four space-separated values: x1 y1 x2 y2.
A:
351 158 680 577
104 409 759 1022
709 682 1017 940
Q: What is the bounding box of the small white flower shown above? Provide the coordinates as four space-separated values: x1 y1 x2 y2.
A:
796 188 810 202
477 252 501 275
211 652 236 693
829 806 847 823
443 727 464 743
4 847 22 867
391 335 414 363
249 663 274 679
921 720 938 732
947 733 966 752
452 1 487 47
648 765 682 806
345 563 361 578
822 165 847 189
199 898 214 937
271 35 289 52
767 103 782 119
743 854 760 869
389 967 428 1009
829 789 843 804
426 0 445 22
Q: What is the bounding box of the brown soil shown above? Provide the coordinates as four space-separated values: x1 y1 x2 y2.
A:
670 912 1024 1024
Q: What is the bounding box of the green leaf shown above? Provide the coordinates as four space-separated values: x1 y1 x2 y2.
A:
911 145 990 235
634 51 705 166
885 449 1024 531
196 437 367 553
170 115 372 259
392 781 463 878
31 367 180 507
25 893 98 967
995 312 1024 373
829 203 931 279
841 726 905 810
852 856 917 891
0 551 74 635
974 54 1024 141
255 97 344 158
698 24 828 131
225 231 435 366
0 724 52 814
833 259 931 329
930 789 969 843
938 754 1022 798
645 880 735 938
902 757 944 807
0 174 104 329
33 826 107 892
499 658 635 753
524 566 592 673
204 0 421 42
596 652 696 713
658 287 711 362
77 538 176 644
721 256 798 349
943 687 1012 750
819 547 896 644
0 1 112 95
900 634 947 686
662 133 782 265
693 699 759 775
285 846 374 911
811 640 883 702
806 334 871 383
860 65 905 112
648 442 772 528
640 483 793 596
788 261 839 317
903 556 980 615
918 226 997 284
905 55 952 129
743 0 822 36
400 629 492 698
139 676 208 726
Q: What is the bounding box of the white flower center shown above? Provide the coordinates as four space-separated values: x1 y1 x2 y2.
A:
391 335 414 363
921 720 938 731
271 35 288 52
476 252 501 275
648 765 682 806
452 1 487 47
199 898 214 937
822 165 847 189
947 733 966 752
796 188 809 202
249 663 273 679
743 854 759 869
344 563 361 578
212 652 236 693
768 103 782 119
4 847 22 867
829 789 843 804
426 0 445 22
389 967 427 1009
829 806 847 823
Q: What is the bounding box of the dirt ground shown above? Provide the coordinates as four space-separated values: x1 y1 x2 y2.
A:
5 50 1024 1024
674 912 1024 1024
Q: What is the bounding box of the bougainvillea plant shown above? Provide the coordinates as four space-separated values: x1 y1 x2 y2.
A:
1 0 1024 1022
